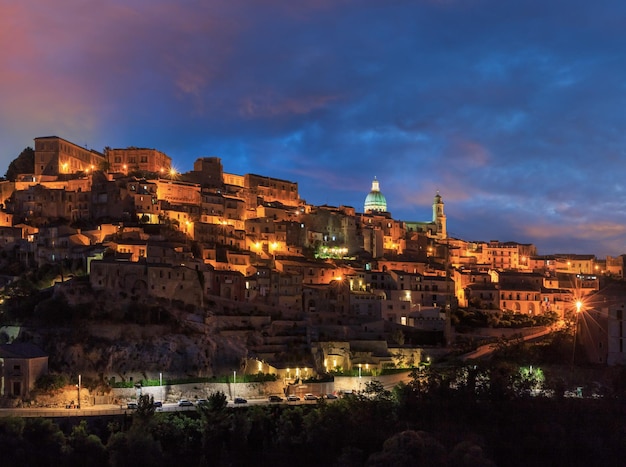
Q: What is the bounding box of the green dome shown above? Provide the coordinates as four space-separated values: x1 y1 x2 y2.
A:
364 177 387 213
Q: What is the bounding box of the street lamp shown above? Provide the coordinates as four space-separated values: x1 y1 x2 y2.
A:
571 300 583 375
233 370 236 400
159 372 163 402
77 374 81 409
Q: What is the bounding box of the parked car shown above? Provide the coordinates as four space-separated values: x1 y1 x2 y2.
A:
178 399 193 407
304 393 318 401
325 393 338 400
153 401 163 408
268 395 283 402
287 395 300 401
127 402 138 409
234 397 248 404
195 399 208 406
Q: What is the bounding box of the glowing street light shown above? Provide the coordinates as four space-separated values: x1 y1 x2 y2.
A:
571 299 584 375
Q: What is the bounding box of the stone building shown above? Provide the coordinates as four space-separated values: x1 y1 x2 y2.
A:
0 343 48 398
90 258 209 307
106 147 172 175
12 184 91 223
34 136 105 176
404 192 447 240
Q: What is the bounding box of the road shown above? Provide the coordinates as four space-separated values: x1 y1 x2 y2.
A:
460 326 554 361
0 398 333 418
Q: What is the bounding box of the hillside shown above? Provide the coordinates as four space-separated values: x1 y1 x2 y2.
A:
2 278 289 383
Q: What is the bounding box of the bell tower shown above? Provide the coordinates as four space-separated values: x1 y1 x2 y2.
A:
432 191 447 239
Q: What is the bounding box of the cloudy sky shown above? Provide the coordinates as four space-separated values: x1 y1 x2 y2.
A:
2 0 626 257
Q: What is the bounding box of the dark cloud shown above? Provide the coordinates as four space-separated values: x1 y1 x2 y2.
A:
2 0 626 256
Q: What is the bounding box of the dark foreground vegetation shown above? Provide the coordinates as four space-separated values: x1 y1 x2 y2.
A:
2 361 626 467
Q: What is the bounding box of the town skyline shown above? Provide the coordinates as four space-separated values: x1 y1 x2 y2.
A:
2 1 626 256
2 137 623 261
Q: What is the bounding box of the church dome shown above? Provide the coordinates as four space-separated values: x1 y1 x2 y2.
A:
364 177 387 213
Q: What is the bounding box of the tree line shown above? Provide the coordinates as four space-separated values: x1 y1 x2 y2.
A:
2 363 626 467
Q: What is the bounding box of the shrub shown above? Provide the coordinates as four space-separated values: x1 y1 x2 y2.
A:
34 373 68 392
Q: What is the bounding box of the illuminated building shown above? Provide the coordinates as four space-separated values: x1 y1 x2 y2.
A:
34 136 105 176
364 177 387 213
404 192 447 240
106 147 172 175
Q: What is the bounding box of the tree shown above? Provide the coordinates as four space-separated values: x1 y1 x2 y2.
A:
98 159 111 172
4 147 35 180
197 391 230 465
21 418 67 465
448 440 496 467
135 394 156 420
366 430 446 467
107 429 163 467
66 420 108 467
0 417 27 464
150 413 202 465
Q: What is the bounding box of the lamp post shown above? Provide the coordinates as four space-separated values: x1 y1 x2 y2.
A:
570 300 583 375
77 374 81 409
159 372 163 403
233 370 236 400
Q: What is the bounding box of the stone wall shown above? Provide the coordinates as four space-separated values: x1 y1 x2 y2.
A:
111 372 415 403
112 380 286 403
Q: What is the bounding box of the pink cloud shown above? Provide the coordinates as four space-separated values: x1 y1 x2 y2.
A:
523 222 626 241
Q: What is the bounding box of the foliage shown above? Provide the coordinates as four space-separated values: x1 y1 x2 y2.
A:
135 394 156 420
454 308 559 329
34 373 69 392
0 383 625 466
366 430 447 467
66 420 109 467
4 147 34 181
196 391 230 465
111 372 278 388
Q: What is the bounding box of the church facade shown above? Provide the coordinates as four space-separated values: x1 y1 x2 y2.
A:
363 177 447 240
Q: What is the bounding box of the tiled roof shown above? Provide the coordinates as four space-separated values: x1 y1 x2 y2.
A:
0 343 48 359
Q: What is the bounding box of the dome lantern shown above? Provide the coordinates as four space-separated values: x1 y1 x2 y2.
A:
364 177 387 213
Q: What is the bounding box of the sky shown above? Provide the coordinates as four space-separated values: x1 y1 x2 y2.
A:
2 0 626 257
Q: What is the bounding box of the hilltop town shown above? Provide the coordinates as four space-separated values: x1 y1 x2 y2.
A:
1 136 625 396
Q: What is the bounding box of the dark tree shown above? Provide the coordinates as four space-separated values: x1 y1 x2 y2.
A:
4 147 35 181
66 420 109 467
